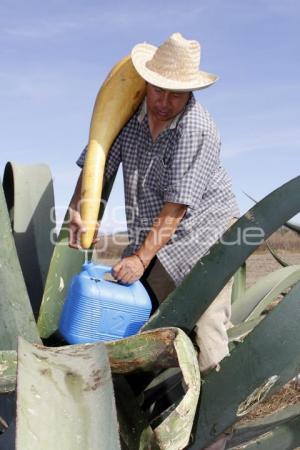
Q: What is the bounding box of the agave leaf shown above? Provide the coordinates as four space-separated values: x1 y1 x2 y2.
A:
107 328 179 372
113 375 159 450
243 191 292 267
264 241 289 267
152 328 200 450
231 264 247 304
227 402 300 448
227 317 264 345
36 214 86 339
2 163 56 318
6 328 200 450
142 367 182 411
107 328 200 450
228 414 300 450
0 329 180 395
284 221 300 233
242 192 291 267
143 176 300 333
16 337 120 450
37 175 116 339
0 181 41 349
0 351 17 393
0 392 16 450
188 280 300 449
243 190 300 234
231 265 300 324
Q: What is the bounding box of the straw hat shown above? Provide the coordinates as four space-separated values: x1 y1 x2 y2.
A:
131 32 218 92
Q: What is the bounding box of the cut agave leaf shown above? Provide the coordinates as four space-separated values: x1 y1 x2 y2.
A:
7 328 200 450
107 327 181 372
107 328 200 450
16 338 120 450
0 351 17 393
152 328 200 450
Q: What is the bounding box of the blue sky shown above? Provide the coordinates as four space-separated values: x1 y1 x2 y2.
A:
1 0 299 231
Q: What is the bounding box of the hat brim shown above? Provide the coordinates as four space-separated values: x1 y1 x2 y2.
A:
131 43 218 92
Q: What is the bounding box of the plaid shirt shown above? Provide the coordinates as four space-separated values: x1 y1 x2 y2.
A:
77 94 239 285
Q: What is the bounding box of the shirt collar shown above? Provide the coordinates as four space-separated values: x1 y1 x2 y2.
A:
137 97 188 130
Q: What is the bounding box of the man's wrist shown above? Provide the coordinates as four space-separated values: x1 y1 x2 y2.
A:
134 250 153 270
69 200 80 213
133 252 147 270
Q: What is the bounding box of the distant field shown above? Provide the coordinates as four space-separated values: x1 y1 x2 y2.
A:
93 225 300 292
246 250 300 288
93 232 128 266
256 228 300 252
94 228 300 290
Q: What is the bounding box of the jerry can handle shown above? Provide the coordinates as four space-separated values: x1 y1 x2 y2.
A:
83 263 112 281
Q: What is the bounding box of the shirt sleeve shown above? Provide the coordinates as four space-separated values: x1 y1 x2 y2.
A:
163 125 221 209
76 131 122 180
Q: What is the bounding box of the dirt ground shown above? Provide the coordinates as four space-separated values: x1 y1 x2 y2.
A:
245 250 300 288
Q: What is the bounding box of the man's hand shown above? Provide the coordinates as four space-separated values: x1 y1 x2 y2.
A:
112 255 145 284
68 207 100 249
112 202 187 283
68 207 87 249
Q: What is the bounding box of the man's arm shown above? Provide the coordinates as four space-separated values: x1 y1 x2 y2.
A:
68 170 106 249
70 130 123 248
136 202 187 267
68 171 86 249
112 202 187 284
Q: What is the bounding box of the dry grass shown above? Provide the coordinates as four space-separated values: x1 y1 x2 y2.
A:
246 250 299 288
94 232 128 261
238 230 300 424
240 381 300 423
94 227 300 261
256 228 300 253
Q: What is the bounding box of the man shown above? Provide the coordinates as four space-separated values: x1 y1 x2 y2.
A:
69 32 239 372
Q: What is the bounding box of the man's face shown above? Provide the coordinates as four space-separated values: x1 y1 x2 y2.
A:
146 83 191 123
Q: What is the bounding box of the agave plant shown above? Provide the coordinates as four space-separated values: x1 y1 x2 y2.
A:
0 162 200 450
0 162 300 450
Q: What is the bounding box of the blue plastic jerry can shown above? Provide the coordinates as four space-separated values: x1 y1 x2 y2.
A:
59 262 152 344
